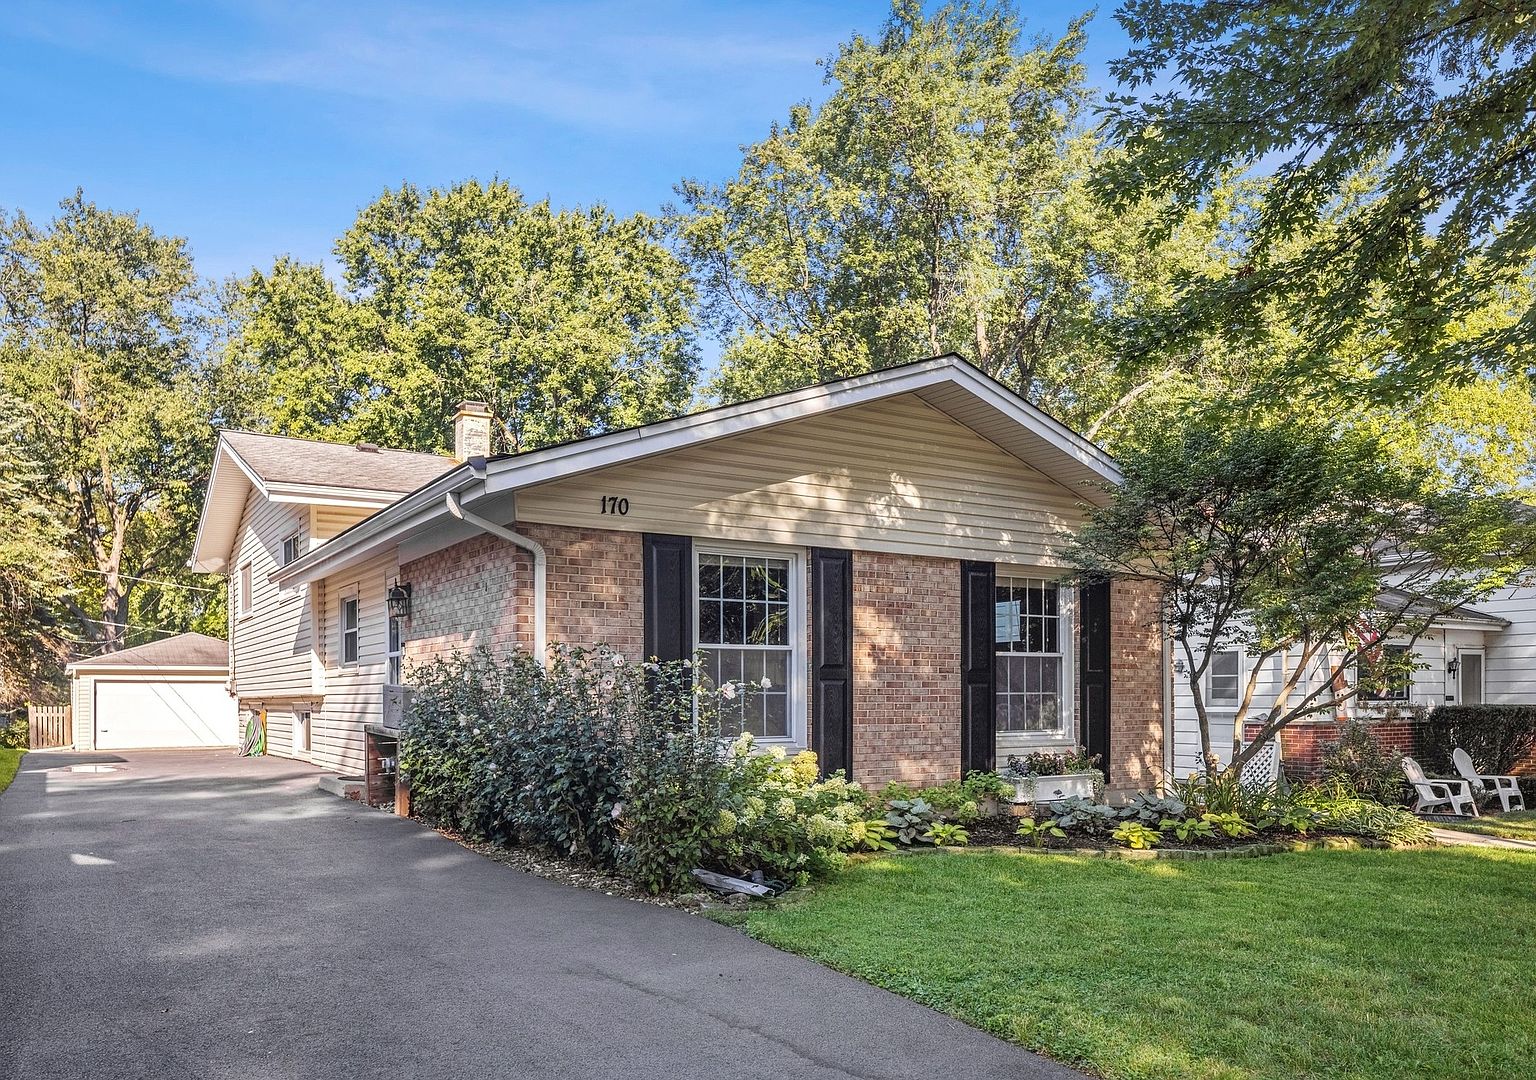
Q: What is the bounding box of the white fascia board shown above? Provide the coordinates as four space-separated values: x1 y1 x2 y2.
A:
66 663 230 676
190 442 259 573
262 483 400 509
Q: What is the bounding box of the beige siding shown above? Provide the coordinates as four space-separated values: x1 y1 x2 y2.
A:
229 488 315 698
71 674 93 750
515 395 1090 569
312 504 375 542
314 551 398 774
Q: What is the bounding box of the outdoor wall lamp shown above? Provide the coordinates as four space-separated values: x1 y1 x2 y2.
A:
386 582 413 620
1447 657 1460 677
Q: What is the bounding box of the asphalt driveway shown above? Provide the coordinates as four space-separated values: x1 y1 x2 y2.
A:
0 751 1078 1080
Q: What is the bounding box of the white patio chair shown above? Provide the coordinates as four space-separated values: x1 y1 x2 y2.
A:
1452 748 1526 813
1401 756 1479 817
1238 738 1282 791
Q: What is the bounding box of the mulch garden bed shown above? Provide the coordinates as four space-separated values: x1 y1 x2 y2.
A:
966 814 1380 856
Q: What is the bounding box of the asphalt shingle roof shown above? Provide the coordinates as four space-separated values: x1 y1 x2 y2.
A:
222 431 453 494
70 632 230 670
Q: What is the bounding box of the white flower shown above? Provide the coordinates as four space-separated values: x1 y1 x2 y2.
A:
472 727 480 736
720 682 739 701
611 654 625 668
760 676 773 689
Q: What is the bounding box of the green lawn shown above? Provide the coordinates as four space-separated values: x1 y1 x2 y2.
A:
0 748 23 796
740 848 1536 1080
1450 810 1536 841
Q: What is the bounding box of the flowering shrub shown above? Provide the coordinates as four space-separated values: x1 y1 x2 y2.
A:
401 647 868 895
707 735 867 887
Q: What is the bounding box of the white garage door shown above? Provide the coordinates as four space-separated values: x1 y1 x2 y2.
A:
94 679 238 749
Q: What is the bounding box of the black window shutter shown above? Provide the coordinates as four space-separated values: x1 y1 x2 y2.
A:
959 560 996 775
642 534 692 663
810 548 854 778
1078 579 1112 774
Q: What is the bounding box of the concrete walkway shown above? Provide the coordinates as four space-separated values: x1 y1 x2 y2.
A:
1430 826 1536 851
0 750 1081 1080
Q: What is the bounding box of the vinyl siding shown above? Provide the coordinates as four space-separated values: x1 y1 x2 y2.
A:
71 674 93 750
312 504 375 542
1169 627 1488 775
1475 586 1536 703
313 551 398 774
515 394 1091 570
229 489 315 699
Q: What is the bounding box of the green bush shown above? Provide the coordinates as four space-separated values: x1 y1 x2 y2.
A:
1295 779 1434 847
1420 705 1536 777
1171 768 1293 821
879 771 1012 823
0 715 28 750
401 647 867 895
1319 719 1407 804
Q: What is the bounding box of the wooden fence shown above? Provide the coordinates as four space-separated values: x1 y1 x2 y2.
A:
27 704 71 749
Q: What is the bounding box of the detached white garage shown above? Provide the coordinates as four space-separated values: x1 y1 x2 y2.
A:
67 633 237 751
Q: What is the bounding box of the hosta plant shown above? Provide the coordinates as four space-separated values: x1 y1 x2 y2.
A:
1016 817 1067 849
1160 816 1215 842
924 822 970 847
1111 821 1161 849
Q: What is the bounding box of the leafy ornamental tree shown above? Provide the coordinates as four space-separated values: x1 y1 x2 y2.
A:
229 179 699 454
1100 0 1536 389
0 192 223 654
1069 410 1536 773
673 0 1204 427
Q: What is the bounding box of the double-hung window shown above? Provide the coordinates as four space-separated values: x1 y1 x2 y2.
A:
281 531 302 566
994 575 1067 736
1207 648 1242 707
341 597 360 666
696 550 795 739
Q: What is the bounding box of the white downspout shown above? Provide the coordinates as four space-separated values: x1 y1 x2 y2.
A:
444 490 547 666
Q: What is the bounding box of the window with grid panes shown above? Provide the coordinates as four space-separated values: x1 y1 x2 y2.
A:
993 575 1066 735
696 551 793 738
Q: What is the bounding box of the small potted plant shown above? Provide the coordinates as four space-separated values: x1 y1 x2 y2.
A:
1004 748 1104 805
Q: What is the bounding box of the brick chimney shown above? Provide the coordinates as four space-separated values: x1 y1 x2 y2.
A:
453 401 493 462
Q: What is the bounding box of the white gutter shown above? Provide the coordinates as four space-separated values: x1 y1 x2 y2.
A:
444 489 547 666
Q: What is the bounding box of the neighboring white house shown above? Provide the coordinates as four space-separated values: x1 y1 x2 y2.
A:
1170 586 1536 777
67 632 238 751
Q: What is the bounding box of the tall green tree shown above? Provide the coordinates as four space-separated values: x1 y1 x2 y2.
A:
1070 404 1536 772
0 400 69 704
231 179 700 454
1100 0 1536 390
674 0 1188 424
0 192 223 654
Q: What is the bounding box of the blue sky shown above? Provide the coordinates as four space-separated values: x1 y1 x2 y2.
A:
0 1 1131 284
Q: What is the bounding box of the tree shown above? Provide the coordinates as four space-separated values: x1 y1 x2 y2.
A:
0 400 69 705
1100 0 1536 390
1069 405 1536 772
0 192 223 654
231 179 700 454
673 0 1193 425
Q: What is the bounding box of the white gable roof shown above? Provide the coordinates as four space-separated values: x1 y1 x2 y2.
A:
270 355 1121 587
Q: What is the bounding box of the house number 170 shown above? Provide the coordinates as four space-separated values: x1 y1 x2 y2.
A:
599 495 630 515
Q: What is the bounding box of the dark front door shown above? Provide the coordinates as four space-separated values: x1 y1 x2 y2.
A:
1078 579 1112 772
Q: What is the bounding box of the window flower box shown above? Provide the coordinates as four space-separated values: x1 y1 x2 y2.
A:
1011 772 1096 805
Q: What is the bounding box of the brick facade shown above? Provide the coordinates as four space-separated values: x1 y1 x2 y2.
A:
1246 717 1424 776
399 523 643 669
398 526 1169 792
1108 577 1166 797
851 551 963 786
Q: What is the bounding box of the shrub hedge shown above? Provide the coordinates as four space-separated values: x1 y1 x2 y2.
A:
1420 705 1536 776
